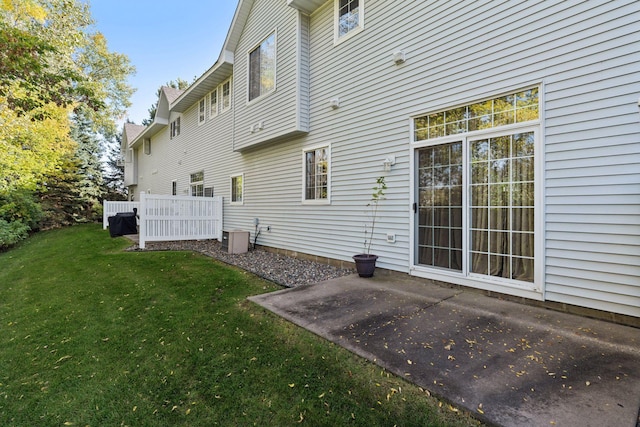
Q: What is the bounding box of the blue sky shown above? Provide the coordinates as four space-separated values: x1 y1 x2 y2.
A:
90 1 238 127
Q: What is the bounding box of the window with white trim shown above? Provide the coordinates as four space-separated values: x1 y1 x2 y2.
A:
170 117 180 139
209 88 218 119
221 79 231 112
413 87 539 285
249 33 276 101
198 97 206 125
303 145 330 202
335 0 363 41
231 174 243 204
190 171 204 197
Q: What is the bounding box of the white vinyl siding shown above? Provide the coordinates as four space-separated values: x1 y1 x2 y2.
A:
126 0 639 319
232 2 309 151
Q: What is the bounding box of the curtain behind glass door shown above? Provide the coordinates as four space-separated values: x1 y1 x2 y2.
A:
417 142 463 271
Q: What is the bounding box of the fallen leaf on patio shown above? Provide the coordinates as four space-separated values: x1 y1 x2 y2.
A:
407 360 412 365
585 381 590 386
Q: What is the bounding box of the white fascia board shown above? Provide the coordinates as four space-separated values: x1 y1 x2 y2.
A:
128 119 167 149
170 52 235 113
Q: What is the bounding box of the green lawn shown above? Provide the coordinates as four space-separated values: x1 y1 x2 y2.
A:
0 224 481 426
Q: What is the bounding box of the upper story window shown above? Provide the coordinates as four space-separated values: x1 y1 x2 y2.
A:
198 97 206 125
249 33 276 102
221 79 231 112
335 0 363 42
143 138 151 155
170 116 181 139
209 88 218 119
190 171 204 197
303 145 330 203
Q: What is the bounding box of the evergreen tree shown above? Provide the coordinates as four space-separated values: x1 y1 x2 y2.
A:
38 155 83 229
71 115 105 220
103 131 126 201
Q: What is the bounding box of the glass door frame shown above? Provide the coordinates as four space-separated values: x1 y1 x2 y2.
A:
409 123 545 300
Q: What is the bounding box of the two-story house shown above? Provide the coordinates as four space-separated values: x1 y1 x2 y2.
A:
122 0 640 323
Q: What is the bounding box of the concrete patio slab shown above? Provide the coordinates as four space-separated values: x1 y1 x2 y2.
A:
249 274 640 427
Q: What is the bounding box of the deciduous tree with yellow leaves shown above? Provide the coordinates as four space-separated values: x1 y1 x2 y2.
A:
0 0 135 248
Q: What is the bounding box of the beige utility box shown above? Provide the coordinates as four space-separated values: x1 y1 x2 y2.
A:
222 230 249 254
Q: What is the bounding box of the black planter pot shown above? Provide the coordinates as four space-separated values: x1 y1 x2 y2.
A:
352 254 378 278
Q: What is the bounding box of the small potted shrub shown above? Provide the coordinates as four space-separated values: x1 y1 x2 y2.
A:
353 176 386 277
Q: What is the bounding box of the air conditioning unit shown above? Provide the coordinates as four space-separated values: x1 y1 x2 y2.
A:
221 230 249 254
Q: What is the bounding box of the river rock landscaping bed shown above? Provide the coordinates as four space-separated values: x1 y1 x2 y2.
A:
127 239 354 288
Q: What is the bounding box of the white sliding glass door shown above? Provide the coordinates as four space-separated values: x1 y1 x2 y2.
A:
412 87 541 294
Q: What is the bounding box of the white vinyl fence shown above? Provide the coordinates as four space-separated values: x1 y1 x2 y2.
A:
138 192 223 249
104 193 223 249
103 201 140 229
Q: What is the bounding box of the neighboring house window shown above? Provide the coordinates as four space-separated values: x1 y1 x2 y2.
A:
198 97 206 125
335 0 363 41
231 174 243 204
249 33 276 101
190 171 204 197
143 139 151 155
221 79 231 111
171 180 177 196
303 145 330 202
413 87 539 284
170 117 181 139
209 88 218 118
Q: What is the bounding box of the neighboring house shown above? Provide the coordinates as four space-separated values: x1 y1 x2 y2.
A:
122 0 640 323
